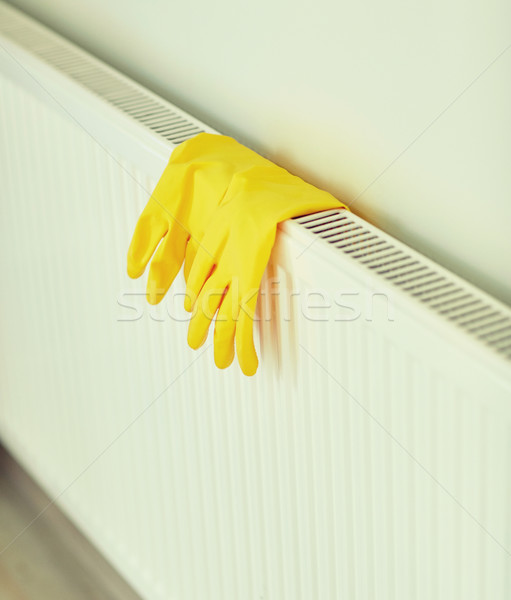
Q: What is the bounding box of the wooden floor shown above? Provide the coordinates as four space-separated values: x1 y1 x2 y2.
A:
0 445 141 600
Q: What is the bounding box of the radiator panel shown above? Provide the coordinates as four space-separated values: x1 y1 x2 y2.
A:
1 4 511 600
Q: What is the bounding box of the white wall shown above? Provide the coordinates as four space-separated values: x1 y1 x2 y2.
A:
8 0 511 304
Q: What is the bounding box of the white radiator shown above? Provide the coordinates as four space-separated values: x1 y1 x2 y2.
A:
1 3 510 599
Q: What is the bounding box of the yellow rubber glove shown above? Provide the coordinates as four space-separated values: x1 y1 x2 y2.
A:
127 133 273 303
184 164 347 375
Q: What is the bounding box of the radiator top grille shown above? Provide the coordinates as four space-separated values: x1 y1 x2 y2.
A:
1 2 510 364
0 6 204 145
294 211 511 362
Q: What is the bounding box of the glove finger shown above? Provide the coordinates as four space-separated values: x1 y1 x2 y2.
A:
127 213 168 279
235 289 260 376
146 222 189 305
214 286 237 370
185 244 217 313
187 271 228 350
183 237 199 284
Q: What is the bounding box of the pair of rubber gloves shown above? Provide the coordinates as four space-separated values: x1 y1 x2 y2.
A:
127 133 345 375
